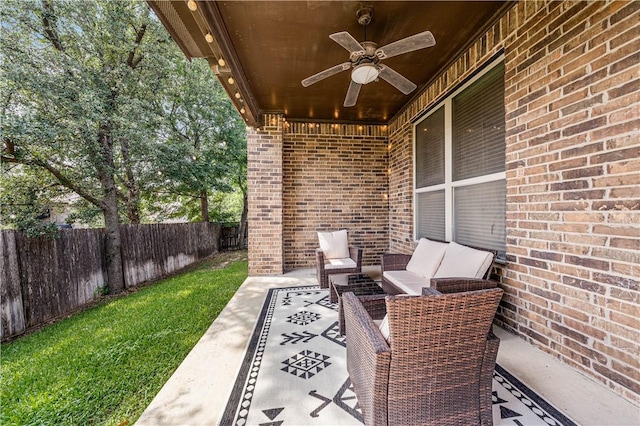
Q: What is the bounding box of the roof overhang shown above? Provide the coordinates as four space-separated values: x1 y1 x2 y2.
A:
147 1 514 127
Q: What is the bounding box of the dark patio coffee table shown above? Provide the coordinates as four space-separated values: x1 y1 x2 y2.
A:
330 273 385 334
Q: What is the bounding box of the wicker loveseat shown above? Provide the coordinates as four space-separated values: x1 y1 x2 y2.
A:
343 279 503 426
381 238 497 295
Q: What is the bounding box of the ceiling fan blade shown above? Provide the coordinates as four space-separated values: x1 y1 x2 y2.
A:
302 62 351 87
378 64 417 95
330 31 365 56
343 80 362 107
375 30 436 60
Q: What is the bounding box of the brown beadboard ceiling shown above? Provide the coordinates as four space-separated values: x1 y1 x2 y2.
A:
147 1 513 127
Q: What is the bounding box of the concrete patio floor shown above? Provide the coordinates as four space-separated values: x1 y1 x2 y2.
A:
137 266 639 425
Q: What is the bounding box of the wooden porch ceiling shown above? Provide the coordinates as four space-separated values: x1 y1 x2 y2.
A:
147 1 513 127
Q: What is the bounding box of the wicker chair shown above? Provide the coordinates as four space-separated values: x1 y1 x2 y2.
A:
316 245 363 289
343 279 503 426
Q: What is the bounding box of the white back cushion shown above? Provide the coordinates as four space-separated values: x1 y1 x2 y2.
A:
433 242 494 279
405 238 448 279
318 229 349 260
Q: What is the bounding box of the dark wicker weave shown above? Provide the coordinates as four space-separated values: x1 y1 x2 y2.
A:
330 273 385 334
429 277 499 293
343 285 504 426
380 242 498 295
425 278 500 426
316 246 363 288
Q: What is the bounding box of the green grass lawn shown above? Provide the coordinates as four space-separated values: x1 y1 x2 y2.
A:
1 251 248 426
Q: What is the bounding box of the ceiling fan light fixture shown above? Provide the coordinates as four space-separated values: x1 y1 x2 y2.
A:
351 63 378 85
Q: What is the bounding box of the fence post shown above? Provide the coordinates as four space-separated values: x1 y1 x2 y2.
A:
0 230 26 339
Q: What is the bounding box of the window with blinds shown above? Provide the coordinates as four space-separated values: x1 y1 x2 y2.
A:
414 57 506 258
416 190 445 240
453 181 506 251
415 106 445 188
452 63 505 181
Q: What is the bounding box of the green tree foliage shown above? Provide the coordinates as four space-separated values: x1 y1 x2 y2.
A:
1 1 248 294
0 0 173 293
0 164 63 237
148 57 247 224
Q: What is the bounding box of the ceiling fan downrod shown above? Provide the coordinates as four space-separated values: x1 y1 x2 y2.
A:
357 6 373 42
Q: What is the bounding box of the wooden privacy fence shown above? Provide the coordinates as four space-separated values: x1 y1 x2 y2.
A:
220 224 248 251
1 229 106 340
1 222 223 340
120 222 220 288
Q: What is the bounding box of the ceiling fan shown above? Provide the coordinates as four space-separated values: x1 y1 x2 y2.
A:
301 6 436 107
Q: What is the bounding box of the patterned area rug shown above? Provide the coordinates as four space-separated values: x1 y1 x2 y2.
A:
222 286 577 426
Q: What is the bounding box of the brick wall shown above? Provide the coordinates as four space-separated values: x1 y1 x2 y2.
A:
388 0 639 403
283 122 389 269
247 113 284 275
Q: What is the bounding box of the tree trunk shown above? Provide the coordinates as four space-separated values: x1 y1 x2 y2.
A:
120 137 140 224
238 190 248 249
102 193 125 294
200 189 209 222
98 126 125 294
125 197 140 224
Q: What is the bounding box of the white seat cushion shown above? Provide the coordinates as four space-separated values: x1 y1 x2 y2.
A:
325 258 357 269
318 229 349 259
383 270 430 295
405 238 448 279
433 242 494 279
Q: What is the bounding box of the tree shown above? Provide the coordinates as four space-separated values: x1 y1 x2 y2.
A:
150 57 246 224
1 0 171 294
0 163 62 237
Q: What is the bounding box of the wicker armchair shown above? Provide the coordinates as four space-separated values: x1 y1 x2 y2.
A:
316 246 363 288
343 279 503 426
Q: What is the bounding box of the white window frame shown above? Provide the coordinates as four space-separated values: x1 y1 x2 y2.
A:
413 55 506 243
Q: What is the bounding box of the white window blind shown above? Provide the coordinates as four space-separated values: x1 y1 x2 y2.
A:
454 181 506 251
414 57 506 258
452 63 506 181
416 190 445 240
415 106 445 188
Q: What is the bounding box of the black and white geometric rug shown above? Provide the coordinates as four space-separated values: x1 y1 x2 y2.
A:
222 286 578 426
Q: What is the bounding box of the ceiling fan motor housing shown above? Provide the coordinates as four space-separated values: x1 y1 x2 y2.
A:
350 41 379 64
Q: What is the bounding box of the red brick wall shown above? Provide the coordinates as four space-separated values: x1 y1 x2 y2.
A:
247 114 284 275
388 0 639 403
503 1 639 403
283 122 389 269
